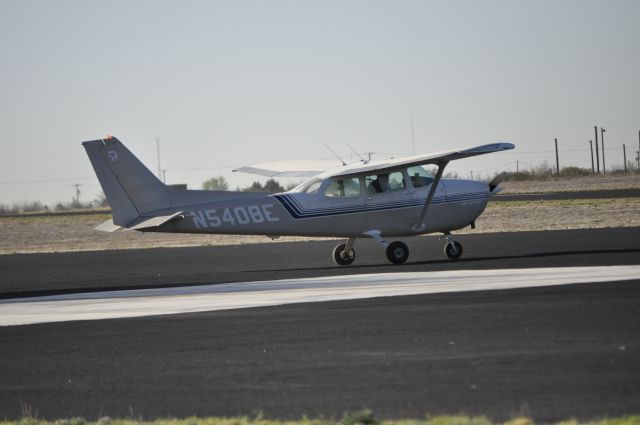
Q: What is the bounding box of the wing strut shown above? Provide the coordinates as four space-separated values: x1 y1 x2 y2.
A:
412 161 448 232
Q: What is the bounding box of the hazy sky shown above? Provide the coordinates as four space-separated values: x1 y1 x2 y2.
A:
1 0 639 206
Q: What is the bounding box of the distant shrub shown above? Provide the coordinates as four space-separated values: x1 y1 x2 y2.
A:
341 409 376 425
559 166 591 177
0 200 48 215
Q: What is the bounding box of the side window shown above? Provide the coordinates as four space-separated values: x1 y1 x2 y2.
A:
407 166 434 188
324 177 361 197
365 171 406 194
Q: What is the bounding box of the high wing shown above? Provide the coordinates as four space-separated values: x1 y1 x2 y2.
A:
233 159 343 177
234 143 514 179
329 143 515 178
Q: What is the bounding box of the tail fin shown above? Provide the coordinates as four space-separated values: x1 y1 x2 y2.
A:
82 136 170 226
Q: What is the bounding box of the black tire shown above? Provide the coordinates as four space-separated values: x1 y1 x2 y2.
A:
386 241 409 265
332 243 355 266
444 241 463 260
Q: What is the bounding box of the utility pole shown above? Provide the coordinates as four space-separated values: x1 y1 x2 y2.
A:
72 183 81 205
623 144 627 172
410 118 415 154
589 140 594 173
594 126 600 173
516 160 519 173
554 138 560 175
637 130 640 171
600 127 606 173
156 137 162 179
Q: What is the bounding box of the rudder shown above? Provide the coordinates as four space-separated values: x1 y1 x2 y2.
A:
82 136 170 226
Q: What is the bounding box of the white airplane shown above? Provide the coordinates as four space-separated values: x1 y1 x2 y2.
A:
83 136 514 265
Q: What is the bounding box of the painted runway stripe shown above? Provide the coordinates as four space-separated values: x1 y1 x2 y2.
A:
1 266 638 327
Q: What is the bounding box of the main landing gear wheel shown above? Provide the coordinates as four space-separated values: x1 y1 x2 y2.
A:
332 243 355 266
444 240 463 260
386 241 409 265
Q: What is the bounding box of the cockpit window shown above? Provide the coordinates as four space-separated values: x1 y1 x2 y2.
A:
407 165 434 188
324 177 361 197
292 178 321 194
365 171 405 194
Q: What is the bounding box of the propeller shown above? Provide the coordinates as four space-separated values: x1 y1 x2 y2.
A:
488 172 508 192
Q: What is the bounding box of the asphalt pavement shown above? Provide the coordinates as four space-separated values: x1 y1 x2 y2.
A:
0 228 639 421
1 227 640 298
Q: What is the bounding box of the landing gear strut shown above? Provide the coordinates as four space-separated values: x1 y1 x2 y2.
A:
332 237 356 266
441 233 463 260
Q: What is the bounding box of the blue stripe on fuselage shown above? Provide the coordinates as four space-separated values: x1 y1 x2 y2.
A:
273 192 488 219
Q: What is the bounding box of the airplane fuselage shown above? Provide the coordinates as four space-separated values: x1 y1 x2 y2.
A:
152 178 489 238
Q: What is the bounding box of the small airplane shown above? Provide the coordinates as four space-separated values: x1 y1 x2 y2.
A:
83 136 514 265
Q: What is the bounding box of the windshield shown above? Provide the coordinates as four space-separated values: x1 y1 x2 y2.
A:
291 178 322 193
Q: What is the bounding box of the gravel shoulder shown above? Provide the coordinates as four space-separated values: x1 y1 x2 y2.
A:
499 174 640 193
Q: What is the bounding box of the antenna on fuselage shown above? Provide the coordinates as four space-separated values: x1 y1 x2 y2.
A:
324 144 347 166
345 143 367 163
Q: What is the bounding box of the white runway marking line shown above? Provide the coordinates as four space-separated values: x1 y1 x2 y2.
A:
1 266 639 327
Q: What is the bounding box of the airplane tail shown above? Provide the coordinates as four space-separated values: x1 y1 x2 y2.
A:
82 136 171 226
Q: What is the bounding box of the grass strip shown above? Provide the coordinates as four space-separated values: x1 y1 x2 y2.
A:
2 412 639 425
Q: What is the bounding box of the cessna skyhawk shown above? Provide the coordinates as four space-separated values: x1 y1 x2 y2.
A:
83 136 514 265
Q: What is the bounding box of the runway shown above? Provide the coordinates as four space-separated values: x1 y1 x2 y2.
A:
0 228 639 421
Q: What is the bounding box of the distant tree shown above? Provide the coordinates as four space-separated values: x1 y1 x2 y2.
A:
241 179 285 193
263 179 285 193
242 181 266 192
202 176 229 191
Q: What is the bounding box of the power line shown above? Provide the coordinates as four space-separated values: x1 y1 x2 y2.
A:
0 176 96 185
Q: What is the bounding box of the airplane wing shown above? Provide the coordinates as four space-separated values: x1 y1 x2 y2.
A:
330 143 515 177
233 159 343 177
233 143 514 179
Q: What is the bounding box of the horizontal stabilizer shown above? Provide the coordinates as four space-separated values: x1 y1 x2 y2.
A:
95 219 123 233
126 211 184 231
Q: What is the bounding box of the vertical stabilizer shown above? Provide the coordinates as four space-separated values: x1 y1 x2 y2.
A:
82 137 171 226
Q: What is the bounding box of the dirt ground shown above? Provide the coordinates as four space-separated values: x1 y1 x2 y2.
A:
1 175 639 254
